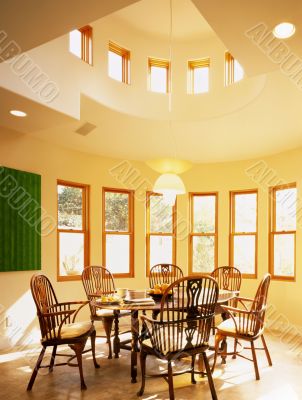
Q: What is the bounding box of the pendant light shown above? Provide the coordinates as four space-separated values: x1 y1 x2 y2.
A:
153 0 186 205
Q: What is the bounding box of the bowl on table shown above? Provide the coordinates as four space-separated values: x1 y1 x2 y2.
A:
127 289 147 300
116 288 128 298
147 283 173 300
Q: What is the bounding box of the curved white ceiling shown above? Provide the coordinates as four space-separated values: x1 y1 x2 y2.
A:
2 0 302 164
114 0 214 40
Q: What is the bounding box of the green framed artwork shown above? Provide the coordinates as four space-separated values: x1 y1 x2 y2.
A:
0 166 41 272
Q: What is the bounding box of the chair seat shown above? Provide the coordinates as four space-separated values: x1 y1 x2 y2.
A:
216 317 254 336
142 326 208 355
96 309 130 318
47 321 93 340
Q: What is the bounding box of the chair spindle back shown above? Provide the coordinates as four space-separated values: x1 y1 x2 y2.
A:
149 263 183 289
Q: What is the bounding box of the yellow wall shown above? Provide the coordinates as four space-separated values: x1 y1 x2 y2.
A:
1 127 302 347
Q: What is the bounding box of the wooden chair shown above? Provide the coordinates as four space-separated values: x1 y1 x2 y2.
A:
81 266 131 359
212 273 272 380
138 275 219 400
211 266 242 334
149 263 183 289
211 266 242 294
27 274 99 391
148 264 184 320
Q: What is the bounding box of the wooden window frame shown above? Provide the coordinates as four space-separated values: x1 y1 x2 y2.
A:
225 51 244 86
188 192 218 275
269 183 296 282
146 191 177 277
225 52 235 86
148 57 170 93
188 58 210 94
102 187 134 278
57 180 90 282
79 25 93 65
229 189 258 279
108 41 131 84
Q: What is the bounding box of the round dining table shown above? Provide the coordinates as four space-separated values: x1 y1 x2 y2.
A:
92 289 238 383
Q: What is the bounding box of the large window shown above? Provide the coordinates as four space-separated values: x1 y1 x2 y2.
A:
189 193 218 274
57 180 89 281
69 26 92 64
269 183 296 281
230 190 257 278
225 52 244 86
108 41 130 84
146 192 176 274
148 58 170 93
188 59 210 94
102 188 134 277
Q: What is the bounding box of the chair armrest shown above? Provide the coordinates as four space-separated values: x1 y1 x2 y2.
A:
41 309 76 340
48 301 88 308
236 296 254 302
220 305 261 336
234 296 254 311
42 309 75 318
47 301 88 322
220 305 251 315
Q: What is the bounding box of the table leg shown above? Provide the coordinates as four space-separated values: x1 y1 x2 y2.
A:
131 310 139 383
113 310 120 359
221 311 228 364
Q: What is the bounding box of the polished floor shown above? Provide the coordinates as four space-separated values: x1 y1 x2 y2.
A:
1 328 302 400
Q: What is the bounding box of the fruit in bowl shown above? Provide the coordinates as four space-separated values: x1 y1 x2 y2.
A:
148 283 172 298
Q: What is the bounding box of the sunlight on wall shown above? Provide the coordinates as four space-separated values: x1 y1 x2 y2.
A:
0 290 37 350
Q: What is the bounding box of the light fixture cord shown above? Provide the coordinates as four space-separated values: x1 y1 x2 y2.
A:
168 0 178 160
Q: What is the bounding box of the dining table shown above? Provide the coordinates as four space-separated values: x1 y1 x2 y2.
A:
92 289 238 383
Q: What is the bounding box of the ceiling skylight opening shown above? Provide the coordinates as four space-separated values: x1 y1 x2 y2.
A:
234 59 244 82
69 26 92 64
10 110 27 117
108 42 130 84
148 58 170 94
273 22 296 39
69 29 81 59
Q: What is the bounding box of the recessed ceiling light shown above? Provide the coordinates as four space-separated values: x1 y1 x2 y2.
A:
273 22 296 39
9 110 27 117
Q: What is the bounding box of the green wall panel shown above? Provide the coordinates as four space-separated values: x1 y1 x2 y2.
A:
0 166 41 272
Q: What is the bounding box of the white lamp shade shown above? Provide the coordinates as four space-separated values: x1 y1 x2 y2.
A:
154 173 186 194
153 173 186 205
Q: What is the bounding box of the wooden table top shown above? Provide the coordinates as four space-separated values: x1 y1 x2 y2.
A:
92 289 239 311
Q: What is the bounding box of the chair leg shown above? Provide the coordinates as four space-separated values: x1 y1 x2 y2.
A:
261 335 272 366
221 337 228 364
49 345 57 372
251 341 260 380
27 346 46 391
202 352 218 400
232 338 238 359
90 329 100 369
137 350 147 397
70 341 87 390
102 317 113 359
212 316 216 335
212 332 224 373
167 361 175 400
191 354 196 384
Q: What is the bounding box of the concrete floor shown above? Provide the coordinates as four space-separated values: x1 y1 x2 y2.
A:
1 331 302 400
